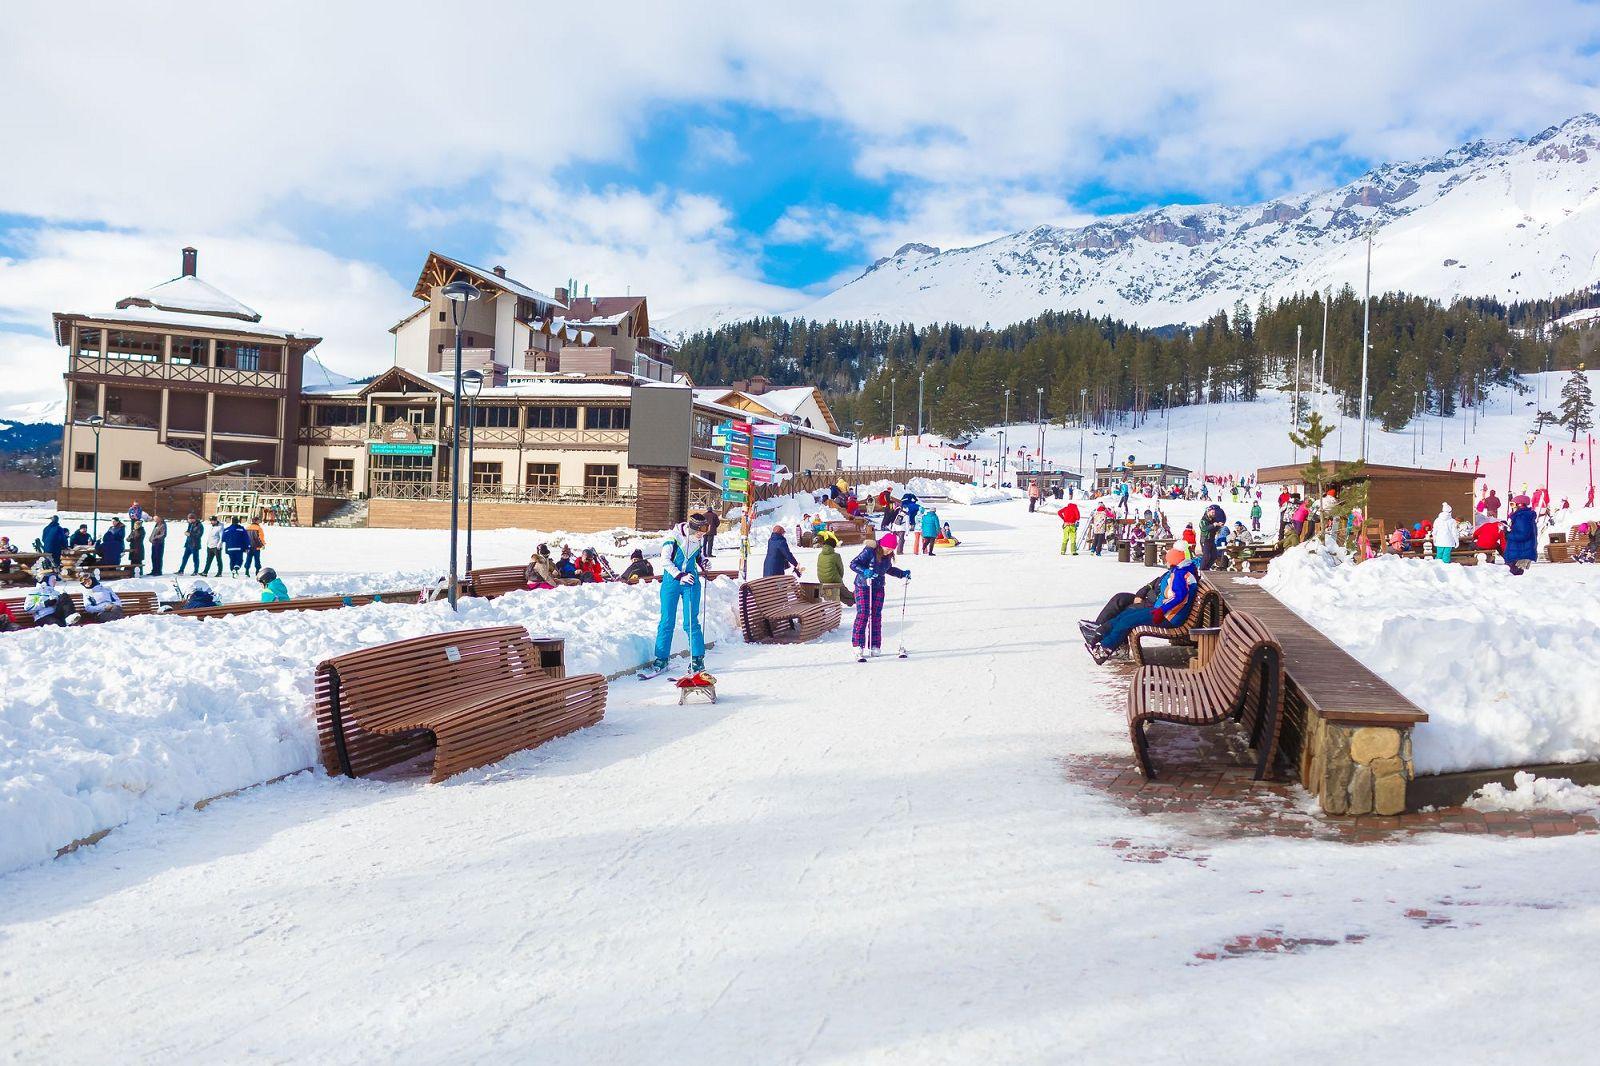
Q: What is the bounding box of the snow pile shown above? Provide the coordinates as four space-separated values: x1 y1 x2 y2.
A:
0 580 739 875
1261 545 1600 774
947 483 1015 505
1468 771 1600 813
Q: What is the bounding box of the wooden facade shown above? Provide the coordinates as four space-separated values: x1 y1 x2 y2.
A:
1257 462 1481 532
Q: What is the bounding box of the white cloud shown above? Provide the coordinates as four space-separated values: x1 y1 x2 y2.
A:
0 228 410 407
686 126 748 167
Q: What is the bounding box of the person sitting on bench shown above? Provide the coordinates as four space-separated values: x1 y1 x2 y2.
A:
1080 548 1198 664
77 571 124 622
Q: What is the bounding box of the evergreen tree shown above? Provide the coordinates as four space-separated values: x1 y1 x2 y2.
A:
1558 365 1594 442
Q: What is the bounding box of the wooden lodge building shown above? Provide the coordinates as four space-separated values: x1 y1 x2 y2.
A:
55 249 848 531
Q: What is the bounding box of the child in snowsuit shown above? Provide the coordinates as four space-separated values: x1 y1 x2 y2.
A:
257 568 290 602
918 508 940 556
78 572 124 622
849 533 910 656
815 535 854 605
1504 497 1539 575
1058 501 1080 555
648 514 711 674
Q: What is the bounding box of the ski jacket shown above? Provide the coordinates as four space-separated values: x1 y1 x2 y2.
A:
1505 508 1538 562
83 584 121 614
69 529 92 547
185 588 218 609
40 518 69 550
901 496 920 523
526 557 557 586
816 545 845 585
1473 522 1505 552
660 523 706 581
99 525 126 564
619 558 654 583
575 556 604 583
919 510 940 537
849 545 908 585
1153 563 1199 624
247 523 266 550
1432 507 1460 548
1058 503 1080 525
24 582 63 620
260 579 290 603
763 533 799 577
220 523 252 552
205 524 224 550
1250 503 1262 519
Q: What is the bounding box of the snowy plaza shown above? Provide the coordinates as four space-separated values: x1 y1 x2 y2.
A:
4 484 1600 1062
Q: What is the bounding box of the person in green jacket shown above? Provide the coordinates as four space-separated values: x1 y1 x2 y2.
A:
257 567 290 603
815 533 855 605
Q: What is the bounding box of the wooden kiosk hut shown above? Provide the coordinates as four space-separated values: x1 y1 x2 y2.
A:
1256 462 1482 534
1092 462 1190 494
1015 469 1083 497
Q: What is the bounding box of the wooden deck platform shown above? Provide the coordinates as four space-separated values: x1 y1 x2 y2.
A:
1202 572 1427 728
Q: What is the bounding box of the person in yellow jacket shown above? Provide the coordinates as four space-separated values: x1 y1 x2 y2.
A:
244 516 266 576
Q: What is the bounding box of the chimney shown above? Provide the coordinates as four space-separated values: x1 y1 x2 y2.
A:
492 265 506 277
554 286 569 305
747 374 770 395
181 246 198 277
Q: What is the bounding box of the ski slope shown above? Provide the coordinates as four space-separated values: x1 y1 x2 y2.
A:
858 371 1600 507
4 498 1600 1063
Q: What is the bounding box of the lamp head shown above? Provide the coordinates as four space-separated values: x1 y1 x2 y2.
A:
462 369 485 398
442 279 481 304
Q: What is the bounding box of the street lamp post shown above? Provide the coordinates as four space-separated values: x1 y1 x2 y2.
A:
462 369 485 574
1035 386 1044 471
442 278 482 610
1162 383 1172 467
1359 227 1373 461
1079 387 1088 476
1293 323 1303 463
87 415 105 539
1000 387 1011 483
854 420 863 476
917 370 925 440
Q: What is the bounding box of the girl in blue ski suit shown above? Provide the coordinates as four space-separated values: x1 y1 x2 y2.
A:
1097 553 1198 657
650 515 710 672
849 536 910 652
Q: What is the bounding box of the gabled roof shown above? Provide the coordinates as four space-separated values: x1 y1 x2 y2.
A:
412 252 565 308
696 385 841 435
117 274 262 322
563 296 647 337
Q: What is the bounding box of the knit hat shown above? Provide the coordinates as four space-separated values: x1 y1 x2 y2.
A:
879 533 899 551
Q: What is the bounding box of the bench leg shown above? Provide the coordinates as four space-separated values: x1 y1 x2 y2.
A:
1129 716 1156 780
1250 654 1282 781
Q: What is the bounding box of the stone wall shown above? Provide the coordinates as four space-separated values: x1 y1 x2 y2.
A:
1299 707 1415 816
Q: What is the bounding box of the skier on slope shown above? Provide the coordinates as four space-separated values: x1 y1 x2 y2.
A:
643 513 711 677
849 532 910 661
1057 500 1080 555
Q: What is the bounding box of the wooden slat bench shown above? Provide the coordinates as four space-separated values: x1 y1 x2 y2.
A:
1 590 159 627
314 625 605 782
170 595 349 619
466 565 535 599
1127 586 1220 665
736 574 842 643
1127 610 1284 780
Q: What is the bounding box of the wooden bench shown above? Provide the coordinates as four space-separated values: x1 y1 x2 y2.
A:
1127 610 1284 781
1127 586 1220 665
314 626 606 782
170 595 349 619
466 565 533 599
1 590 159 627
736 574 842 643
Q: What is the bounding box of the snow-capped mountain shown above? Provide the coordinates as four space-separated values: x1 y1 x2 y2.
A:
677 113 1600 336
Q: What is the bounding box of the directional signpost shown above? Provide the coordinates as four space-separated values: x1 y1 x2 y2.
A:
718 419 787 578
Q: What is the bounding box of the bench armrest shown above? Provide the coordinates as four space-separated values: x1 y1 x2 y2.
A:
1189 627 1222 637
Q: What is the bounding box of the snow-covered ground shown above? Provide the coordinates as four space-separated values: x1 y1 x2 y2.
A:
3 497 1599 1062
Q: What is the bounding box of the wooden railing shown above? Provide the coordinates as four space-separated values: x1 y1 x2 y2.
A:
296 423 625 448
205 476 358 499
751 467 971 503
369 481 636 506
70 353 284 391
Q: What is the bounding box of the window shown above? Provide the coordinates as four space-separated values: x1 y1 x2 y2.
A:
470 461 503 492
107 330 162 363
74 452 96 473
75 328 102 361
170 336 208 366
584 464 620 495
380 404 435 425
693 414 717 446
119 460 142 482
314 404 364 426
528 406 578 429
322 458 355 493
438 311 447 323
585 406 630 430
469 405 516 428
525 462 559 495
369 451 434 487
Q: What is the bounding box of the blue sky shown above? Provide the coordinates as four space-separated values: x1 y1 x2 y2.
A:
2 2 1600 405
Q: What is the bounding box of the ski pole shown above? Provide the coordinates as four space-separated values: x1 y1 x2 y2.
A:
897 578 909 658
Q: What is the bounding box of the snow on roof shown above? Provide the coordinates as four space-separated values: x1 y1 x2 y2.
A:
301 381 366 397
432 254 564 309
746 386 818 417
692 395 851 446
58 305 319 342
647 327 678 351
117 275 262 321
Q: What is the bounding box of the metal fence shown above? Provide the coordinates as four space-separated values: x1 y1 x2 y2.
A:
751 467 970 503
368 481 637 506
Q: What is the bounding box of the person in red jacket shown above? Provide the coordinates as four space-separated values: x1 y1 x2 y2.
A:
1181 522 1198 558
574 548 606 583
0 598 16 633
1058 501 1081 555
1472 519 1506 562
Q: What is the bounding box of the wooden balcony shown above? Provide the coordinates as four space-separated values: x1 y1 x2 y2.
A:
70 353 285 391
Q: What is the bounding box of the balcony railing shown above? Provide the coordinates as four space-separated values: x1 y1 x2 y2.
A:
204 476 359 499
370 481 636 506
297 423 627 448
70 353 284 391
